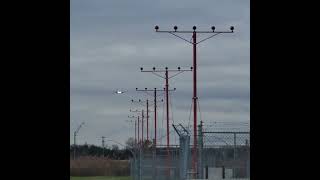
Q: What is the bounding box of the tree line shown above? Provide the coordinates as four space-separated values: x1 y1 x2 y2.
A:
70 137 153 160
70 143 133 160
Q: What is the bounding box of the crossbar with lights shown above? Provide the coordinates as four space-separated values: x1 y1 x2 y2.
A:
154 25 234 179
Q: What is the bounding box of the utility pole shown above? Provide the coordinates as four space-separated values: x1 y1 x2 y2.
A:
129 113 140 145
131 99 153 142
73 122 85 160
154 89 157 147
140 67 191 148
142 109 144 143
73 132 76 159
147 100 149 141
130 109 144 145
101 136 105 157
154 25 234 177
137 116 139 145
136 88 166 148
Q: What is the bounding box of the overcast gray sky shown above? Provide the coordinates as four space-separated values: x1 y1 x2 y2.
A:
70 0 250 147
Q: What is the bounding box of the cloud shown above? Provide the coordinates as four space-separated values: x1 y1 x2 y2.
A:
70 0 250 146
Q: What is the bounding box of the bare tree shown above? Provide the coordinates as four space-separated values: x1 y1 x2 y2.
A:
111 144 119 151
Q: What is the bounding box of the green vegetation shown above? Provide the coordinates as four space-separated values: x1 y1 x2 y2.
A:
70 176 131 180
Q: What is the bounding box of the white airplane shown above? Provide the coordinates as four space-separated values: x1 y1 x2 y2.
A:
113 89 127 94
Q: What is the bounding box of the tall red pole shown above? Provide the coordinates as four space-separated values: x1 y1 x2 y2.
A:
153 25 234 179
165 68 171 177
147 100 149 141
139 69 184 147
154 88 157 147
165 68 169 148
192 31 198 176
142 110 144 143
138 116 140 145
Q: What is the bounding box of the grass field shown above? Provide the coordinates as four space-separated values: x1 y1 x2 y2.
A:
70 177 131 180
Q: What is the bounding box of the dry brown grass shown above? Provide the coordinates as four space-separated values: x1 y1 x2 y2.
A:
70 156 130 176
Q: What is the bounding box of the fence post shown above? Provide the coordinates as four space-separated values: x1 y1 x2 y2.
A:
205 165 208 179
198 123 203 179
152 138 157 180
130 158 132 179
179 134 190 180
246 141 250 178
233 133 237 178
138 147 141 180
135 150 138 180
222 165 225 179
247 156 250 178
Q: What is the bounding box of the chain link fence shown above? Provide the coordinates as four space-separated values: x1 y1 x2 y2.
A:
130 124 250 180
130 145 181 180
201 131 250 179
